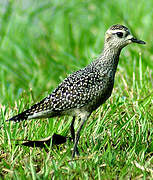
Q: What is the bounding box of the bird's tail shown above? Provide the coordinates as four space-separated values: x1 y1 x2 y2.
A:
0 107 33 129
6 109 32 122
6 99 48 123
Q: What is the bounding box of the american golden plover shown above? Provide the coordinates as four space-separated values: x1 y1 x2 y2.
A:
6 24 146 157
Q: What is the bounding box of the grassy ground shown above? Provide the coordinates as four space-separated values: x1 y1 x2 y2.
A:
0 0 153 179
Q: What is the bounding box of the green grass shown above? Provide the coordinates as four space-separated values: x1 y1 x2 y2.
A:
0 0 153 179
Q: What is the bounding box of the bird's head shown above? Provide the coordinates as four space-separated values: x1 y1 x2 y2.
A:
104 24 146 50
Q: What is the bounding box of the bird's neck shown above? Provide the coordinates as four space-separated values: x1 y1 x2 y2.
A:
94 46 121 74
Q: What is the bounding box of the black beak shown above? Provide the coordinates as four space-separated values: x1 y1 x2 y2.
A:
131 37 146 44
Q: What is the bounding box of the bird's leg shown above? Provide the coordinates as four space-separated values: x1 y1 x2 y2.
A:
70 116 75 142
72 115 89 158
70 116 79 155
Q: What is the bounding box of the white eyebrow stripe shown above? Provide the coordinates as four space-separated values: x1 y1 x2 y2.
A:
108 30 125 34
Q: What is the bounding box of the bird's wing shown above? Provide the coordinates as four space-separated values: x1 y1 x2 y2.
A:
44 66 104 111
7 66 105 122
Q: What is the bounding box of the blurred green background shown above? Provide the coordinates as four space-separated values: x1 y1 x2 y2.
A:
0 0 152 178
0 0 152 106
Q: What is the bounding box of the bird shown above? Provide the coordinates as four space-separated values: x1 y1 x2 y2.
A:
5 24 146 157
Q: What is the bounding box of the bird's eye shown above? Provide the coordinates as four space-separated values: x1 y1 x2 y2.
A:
116 32 123 38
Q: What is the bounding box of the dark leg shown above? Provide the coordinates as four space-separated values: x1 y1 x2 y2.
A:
70 116 79 156
70 116 75 142
72 115 88 158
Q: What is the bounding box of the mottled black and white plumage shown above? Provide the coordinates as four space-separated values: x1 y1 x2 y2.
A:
6 24 145 157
